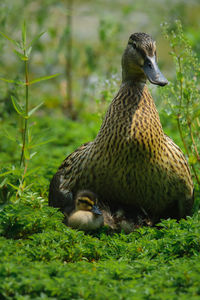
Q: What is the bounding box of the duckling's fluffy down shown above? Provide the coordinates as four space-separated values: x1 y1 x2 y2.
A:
68 210 104 231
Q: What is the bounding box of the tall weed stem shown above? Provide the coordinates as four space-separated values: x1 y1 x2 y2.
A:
20 59 29 167
161 20 200 188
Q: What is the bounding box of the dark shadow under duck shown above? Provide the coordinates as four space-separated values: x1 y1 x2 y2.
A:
49 32 194 224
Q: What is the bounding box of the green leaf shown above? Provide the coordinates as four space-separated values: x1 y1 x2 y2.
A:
15 41 23 50
23 183 34 191
30 152 37 159
26 166 40 177
0 170 14 177
27 46 32 57
0 77 24 85
14 49 28 61
29 31 46 47
7 182 19 190
22 21 27 48
11 96 25 116
0 31 18 46
3 128 17 142
28 102 43 117
29 138 55 149
0 177 8 187
29 73 59 85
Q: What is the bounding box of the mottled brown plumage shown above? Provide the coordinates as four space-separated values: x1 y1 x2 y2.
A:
49 32 194 223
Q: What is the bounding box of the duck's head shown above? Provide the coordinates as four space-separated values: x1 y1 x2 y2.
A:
122 32 168 86
75 190 102 215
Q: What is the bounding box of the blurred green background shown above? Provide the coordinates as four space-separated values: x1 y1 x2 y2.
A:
0 0 200 115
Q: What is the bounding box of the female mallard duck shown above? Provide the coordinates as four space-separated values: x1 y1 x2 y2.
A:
68 190 104 231
49 32 194 224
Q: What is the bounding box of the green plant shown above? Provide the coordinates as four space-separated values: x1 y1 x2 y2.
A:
161 20 200 188
0 22 58 198
1 194 200 299
65 0 74 115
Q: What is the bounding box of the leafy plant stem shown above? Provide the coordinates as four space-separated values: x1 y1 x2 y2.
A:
169 42 200 187
65 0 73 115
16 160 29 198
178 53 199 185
20 59 29 167
188 124 200 185
176 54 189 155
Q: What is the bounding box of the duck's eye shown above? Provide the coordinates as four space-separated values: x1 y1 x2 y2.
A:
132 42 137 49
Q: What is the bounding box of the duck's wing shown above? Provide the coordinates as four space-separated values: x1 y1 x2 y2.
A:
49 142 93 214
163 134 194 213
164 134 192 178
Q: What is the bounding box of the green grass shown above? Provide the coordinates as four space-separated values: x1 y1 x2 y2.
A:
0 190 200 299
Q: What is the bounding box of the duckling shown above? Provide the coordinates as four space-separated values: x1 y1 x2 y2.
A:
67 191 140 232
49 32 194 224
68 190 104 231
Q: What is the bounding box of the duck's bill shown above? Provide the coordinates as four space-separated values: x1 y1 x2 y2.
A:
91 205 102 215
143 56 168 86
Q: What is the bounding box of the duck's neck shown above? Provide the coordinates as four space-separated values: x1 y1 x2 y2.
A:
111 81 147 113
94 82 164 148
121 52 147 86
120 79 146 91
122 71 147 88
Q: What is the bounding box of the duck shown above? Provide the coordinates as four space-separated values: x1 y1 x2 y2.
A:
49 32 194 224
67 190 104 231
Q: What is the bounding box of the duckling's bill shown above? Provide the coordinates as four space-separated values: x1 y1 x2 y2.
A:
91 205 102 215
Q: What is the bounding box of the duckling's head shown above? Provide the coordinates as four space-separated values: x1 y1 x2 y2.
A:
68 190 103 231
122 32 168 86
75 190 102 215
